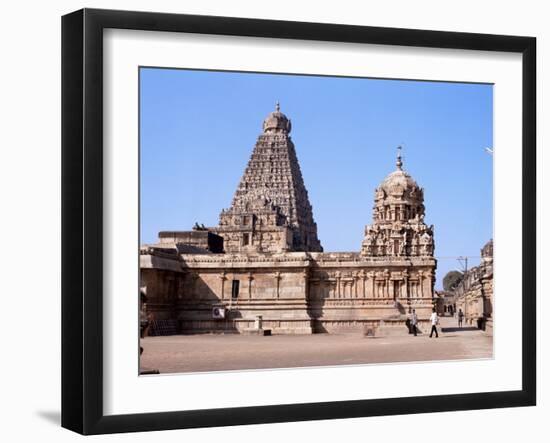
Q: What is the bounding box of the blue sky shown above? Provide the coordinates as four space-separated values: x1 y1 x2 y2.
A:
140 68 493 289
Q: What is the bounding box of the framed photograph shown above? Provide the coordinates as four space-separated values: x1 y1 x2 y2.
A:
62 8 536 435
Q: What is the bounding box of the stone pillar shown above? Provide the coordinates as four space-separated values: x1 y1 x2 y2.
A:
192 273 200 300
247 272 253 300
303 268 309 299
384 270 390 299
402 275 409 298
395 280 401 301
219 271 227 300
424 269 434 299
369 272 375 298
403 272 410 309
177 272 186 301
274 271 282 299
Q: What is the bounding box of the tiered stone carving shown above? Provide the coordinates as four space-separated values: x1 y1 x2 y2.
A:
216 103 322 253
361 147 435 258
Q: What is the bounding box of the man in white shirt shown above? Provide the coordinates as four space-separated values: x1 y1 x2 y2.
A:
429 308 439 338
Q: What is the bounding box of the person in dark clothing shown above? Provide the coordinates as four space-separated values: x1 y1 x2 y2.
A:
410 309 419 336
458 308 464 328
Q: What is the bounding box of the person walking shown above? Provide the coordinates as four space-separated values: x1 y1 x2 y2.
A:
410 309 418 336
458 308 464 328
429 308 439 338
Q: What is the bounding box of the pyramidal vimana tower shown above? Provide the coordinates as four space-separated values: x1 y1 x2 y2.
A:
140 104 437 335
216 102 323 253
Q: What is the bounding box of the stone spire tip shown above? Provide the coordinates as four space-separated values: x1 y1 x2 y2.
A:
396 145 403 170
275 101 280 112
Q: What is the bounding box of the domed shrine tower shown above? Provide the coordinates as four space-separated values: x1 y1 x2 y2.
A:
216 103 323 253
362 147 435 259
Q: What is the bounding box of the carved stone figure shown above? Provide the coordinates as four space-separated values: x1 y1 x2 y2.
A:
399 232 406 255
387 239 394 256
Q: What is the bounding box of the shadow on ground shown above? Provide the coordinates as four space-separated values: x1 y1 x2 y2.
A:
36 410 60 425
441 326 478 333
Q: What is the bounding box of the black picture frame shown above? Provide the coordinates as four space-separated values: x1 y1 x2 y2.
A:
62 8 536 435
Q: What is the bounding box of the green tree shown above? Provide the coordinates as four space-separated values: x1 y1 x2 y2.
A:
443 270 464 291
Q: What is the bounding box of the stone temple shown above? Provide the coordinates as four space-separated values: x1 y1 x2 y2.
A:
140 104 437 335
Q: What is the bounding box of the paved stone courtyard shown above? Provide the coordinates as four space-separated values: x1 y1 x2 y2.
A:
140 317 493 374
